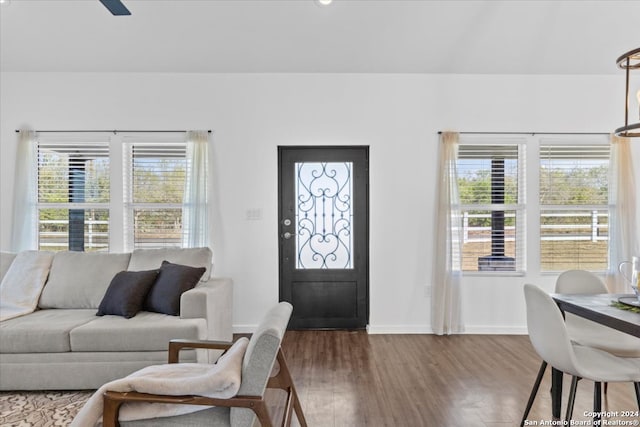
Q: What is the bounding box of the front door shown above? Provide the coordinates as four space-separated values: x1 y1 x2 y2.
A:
278 146 369 329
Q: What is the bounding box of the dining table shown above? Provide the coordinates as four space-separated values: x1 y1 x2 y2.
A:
549 293 640 419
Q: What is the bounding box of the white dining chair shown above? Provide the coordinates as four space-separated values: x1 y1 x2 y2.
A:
521 284 640 426
556 270 640 358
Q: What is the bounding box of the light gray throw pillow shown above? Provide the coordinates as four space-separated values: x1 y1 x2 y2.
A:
0 252 17 283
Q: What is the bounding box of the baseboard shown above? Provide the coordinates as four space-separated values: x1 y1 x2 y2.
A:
366 324 433 334
234 324 528 335
462 325 528 335
236 324 434 334
368 325 527 335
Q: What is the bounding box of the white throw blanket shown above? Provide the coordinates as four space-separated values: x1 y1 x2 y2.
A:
0 251 54 322
71 337 249 427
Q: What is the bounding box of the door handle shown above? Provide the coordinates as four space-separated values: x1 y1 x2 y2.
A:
282 232 295 239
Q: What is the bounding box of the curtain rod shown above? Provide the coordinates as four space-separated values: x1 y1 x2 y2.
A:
15 130 212 134
437 131 610 136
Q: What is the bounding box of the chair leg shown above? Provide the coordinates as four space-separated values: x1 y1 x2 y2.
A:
290 382 308 427
604 382 608 394
251 400 274 427
593 382 602 425
520 361 547 427
634 382 640 410
103 393 123 427
565 376 579 422
267 348 308 427
551 367 563 419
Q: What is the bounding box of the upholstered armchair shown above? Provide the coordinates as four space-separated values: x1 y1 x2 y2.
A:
102 302 307 427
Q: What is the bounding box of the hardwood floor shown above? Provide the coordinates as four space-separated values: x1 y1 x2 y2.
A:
265 331 639 427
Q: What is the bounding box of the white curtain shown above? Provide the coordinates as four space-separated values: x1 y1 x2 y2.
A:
432 131 464 335
606 134 639 293
11 130 38 252
182 130 210 248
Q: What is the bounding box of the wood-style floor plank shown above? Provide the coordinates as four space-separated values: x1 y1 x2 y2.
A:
264 331 639 427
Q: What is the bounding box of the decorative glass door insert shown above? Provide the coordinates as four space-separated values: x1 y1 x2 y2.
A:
295 162 353 269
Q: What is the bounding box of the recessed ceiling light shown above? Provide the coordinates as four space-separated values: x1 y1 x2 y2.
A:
315 0 333 6
0 0 12 5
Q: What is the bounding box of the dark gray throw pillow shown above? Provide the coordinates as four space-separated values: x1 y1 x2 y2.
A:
97 269 160 318
144 261 206 316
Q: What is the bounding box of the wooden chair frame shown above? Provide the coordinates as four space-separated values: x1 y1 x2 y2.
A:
103 339 308 427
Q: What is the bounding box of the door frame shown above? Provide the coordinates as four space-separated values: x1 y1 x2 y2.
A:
277 145 370 329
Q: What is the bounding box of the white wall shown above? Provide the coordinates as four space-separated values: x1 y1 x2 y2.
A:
1 72 638 333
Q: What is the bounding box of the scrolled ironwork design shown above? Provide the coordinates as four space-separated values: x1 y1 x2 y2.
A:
296 162 353 269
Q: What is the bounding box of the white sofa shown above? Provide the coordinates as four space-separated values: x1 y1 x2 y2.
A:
0 247 232 391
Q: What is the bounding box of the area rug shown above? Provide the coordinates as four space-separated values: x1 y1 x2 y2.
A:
0 391 92 427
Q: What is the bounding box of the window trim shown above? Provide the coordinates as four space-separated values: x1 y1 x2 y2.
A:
36 133 112 252
33 132 196 253
122 134 188 251
457 136 528 275
455 133 611 276
537 135 610 273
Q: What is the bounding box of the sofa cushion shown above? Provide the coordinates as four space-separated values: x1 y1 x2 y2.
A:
0 309 97 353
39 252 132 309
145 261 206 316
70 312 206 352
0 252 17 283
97 269 160 318
127 247 213 281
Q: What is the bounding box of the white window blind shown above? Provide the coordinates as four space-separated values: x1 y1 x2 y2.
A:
457 142 526 272
539 141 610 271
36 139 110 251
124 141 187 250
30 132 208 253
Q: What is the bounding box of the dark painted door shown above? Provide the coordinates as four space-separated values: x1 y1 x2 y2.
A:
278 146 369 329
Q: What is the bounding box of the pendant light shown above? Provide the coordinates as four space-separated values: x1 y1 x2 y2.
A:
614 47 640 137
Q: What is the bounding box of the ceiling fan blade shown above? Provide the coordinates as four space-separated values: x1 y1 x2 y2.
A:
99 0 131 16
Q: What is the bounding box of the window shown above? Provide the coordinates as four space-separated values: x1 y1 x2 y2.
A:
34 132 206 252
456 140 526 272
454 134 610 274
37 138 111 251
539 141 609 271
124 141 187 249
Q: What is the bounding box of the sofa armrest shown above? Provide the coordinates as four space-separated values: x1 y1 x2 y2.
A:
180 277 233 343
180 277 233 363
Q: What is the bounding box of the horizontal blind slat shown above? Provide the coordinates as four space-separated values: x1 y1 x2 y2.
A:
539 143 609 207
37 140 110 204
